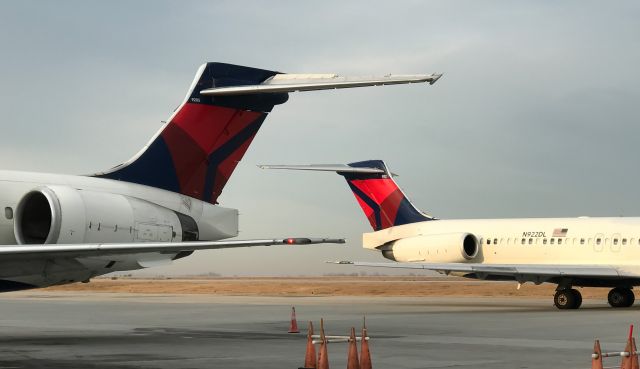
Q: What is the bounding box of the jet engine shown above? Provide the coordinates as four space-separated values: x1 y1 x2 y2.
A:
381 232 479 263
13 186 198 245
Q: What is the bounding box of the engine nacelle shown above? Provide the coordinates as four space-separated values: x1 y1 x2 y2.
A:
382 233 479 263
14 186 198 245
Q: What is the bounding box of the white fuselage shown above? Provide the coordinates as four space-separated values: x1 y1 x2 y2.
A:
364 217 640 275
0 171 239 288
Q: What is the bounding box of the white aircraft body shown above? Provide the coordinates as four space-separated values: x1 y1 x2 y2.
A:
0 64 441 292
262 160 640 309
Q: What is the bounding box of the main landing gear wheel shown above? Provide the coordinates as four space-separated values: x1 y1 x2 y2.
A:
554 289 582 310
608 288 635 308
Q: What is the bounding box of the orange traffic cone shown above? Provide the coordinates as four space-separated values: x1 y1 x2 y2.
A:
302 321 316 369
591 340 603 369
622 337 634 369
318 319 329 369
360 320 371 369
632 337 639 369
347 327 360 369
289 306 300 333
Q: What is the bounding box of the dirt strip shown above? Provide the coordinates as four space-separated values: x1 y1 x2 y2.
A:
43 277 612 298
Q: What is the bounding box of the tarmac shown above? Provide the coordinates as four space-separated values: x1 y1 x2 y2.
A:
0 292 636 369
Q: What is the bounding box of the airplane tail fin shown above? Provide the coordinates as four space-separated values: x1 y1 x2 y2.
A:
94 63 442 205
94 63 285 204
259 160 434 231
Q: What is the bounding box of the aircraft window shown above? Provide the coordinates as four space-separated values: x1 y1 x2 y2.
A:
4 207 12 220
558 239 563 245
521 238 525 245
623 239 628 245
614 239 619 245
487 239 491 245
494 238 498 245
550 238 555 245
528 238 533 245
543 239 547 245
596 238 601 245
580 238 585 245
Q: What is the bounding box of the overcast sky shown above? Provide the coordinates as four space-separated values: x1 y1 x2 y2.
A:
0 1 639 276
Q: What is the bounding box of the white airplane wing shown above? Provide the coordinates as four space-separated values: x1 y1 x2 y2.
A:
331 261 628 282
0 238 344 260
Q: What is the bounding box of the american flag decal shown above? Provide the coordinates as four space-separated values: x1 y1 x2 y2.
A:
553 228 568 237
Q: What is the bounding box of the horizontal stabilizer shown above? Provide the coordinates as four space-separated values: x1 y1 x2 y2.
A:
261 160 432 230
201 73 442 96
258 164 385 174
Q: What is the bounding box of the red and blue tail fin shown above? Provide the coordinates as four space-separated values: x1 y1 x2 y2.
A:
94 63 443 205
94 63 287 204
259 160 435 231
339 160 433 231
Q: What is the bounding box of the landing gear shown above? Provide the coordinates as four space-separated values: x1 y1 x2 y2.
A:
554 289 582 310
608 288 635 308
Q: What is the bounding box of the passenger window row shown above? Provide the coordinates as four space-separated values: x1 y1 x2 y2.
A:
485 237 639 246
